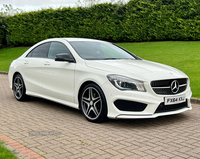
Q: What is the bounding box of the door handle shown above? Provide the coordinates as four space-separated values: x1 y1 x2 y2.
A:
44 62 50 66
24 61 29 64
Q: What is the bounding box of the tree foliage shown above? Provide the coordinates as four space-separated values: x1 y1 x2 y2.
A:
0 4 22 47
4 0 200 46
0 4 22 17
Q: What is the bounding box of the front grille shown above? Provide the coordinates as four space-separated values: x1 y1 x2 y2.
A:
151 78 187 95
155 100 188 113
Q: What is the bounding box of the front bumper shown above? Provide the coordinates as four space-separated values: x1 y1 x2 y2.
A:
102 81 192 119
116 107 191 119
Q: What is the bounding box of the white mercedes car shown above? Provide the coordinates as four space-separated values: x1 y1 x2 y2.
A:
8 38 192 122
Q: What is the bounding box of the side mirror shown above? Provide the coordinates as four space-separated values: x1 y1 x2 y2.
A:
55 53 75 63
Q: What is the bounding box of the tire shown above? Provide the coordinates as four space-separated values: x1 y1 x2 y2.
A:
80 83 107 123
13 74 28 101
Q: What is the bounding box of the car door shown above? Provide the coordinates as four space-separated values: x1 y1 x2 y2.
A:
22 42 50 93
40 41 76 103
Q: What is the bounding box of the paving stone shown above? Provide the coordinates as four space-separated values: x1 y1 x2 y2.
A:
0 74 200 159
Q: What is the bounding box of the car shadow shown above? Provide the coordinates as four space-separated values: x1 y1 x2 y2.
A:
28 96 190 129
106 113 190 129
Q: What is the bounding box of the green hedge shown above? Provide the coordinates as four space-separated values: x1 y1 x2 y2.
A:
0 16 6 48
5 0 200 46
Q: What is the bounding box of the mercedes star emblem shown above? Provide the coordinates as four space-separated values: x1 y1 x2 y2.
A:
171 80 179 94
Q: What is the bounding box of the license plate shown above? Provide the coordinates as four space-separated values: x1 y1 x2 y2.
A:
164 95 186 105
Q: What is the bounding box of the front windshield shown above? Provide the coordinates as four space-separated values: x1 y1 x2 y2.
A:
69 41 136 60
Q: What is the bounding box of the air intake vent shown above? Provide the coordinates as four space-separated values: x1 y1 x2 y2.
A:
114 100 147 111
155 100 188 113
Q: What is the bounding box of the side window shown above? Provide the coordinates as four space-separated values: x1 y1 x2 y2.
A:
27 43 50 58
48 42 71 59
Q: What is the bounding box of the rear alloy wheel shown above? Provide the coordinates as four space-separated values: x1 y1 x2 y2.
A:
13 74 28 101
80 84 107 123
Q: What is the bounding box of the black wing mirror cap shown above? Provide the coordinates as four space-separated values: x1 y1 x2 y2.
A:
55 53 75 63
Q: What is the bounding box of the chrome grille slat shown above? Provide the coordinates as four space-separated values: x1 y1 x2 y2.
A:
152 86 170 89
179 84 187 87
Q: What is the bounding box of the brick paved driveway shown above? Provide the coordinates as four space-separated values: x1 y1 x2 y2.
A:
0 74 200 159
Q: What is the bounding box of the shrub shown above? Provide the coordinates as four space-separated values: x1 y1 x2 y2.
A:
5 0 200 46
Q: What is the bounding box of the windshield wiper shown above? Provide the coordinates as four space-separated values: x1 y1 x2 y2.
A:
103 58 118 60
85 58 135 60
102 58 135 60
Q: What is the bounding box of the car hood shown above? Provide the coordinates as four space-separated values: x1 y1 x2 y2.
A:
85 60 188 81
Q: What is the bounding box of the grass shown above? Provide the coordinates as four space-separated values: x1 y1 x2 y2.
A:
0 41 199 98
0 141 18 159
117 41 200 98
0 47 29 72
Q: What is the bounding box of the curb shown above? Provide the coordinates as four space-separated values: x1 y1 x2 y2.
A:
2 142 29 159
0 71 8 74
0 132 45 159
0 71 199 105
190 98 200 105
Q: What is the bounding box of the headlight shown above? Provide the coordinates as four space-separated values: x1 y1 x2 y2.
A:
107 75 146 92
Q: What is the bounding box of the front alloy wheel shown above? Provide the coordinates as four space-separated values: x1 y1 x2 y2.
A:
13 74 28 101
80 84 107 123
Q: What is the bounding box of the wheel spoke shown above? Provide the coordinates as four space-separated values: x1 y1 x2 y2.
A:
93 97 101 105
14 82 18 88
19 83 23 89
18 89 22 98
89 88 93 101
90 88 99 101
17 78 20 85
86 106 92 116
82 97 90 105
93 106 99 117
